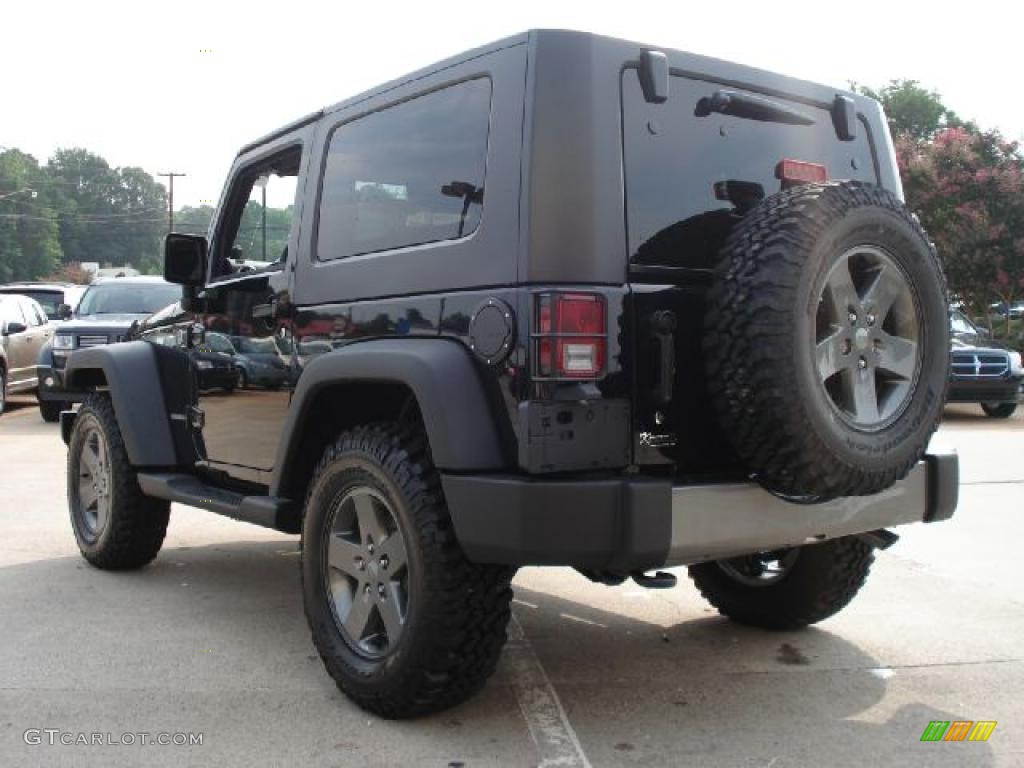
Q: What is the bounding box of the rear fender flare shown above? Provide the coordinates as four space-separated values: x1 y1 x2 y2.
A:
271 338 506 497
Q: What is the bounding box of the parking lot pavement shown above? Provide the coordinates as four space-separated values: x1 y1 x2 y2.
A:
0 396 1021 767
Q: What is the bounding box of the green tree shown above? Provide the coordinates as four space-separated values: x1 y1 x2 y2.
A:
0 149 62 281
43 149 167 273
897 127 1024 335
853 80 967 144
173 204 216 236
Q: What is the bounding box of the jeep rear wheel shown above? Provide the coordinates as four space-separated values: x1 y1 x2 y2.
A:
688 536 874 629
68 394 170 569
704 181 949 498
301 423 515 718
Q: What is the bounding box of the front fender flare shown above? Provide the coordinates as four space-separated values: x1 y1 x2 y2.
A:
63 341 177 467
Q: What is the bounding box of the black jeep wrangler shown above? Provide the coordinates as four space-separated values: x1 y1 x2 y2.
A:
61 30 957 718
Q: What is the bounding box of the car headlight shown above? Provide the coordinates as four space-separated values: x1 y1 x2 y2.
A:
1010 351 1023 374
195 360 214 370
53 334 74 351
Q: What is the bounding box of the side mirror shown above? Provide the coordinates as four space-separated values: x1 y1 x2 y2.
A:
3 321 27 336
57 303 73 321
164 233 208 287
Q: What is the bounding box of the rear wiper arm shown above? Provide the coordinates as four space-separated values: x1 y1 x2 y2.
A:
695 90 815 126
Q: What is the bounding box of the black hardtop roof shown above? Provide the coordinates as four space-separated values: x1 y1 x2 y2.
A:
237 29 878 155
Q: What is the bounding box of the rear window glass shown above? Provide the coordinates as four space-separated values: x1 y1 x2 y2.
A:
316 78 491 260
623 72 877 269
4 290 63 319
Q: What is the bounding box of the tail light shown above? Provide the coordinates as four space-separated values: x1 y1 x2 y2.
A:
534 293 606 379
776 159 828 187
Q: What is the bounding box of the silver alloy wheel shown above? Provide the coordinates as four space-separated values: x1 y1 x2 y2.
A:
323 487 409 659
717 549 801 587
75 425 112 541
815 245 922 430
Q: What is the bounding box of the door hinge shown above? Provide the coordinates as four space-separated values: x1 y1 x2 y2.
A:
188 406 205 430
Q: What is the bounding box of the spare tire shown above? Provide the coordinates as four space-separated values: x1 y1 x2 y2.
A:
704 181 949 498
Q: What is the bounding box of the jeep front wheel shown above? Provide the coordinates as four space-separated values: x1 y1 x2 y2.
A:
68 394 170 569
301 423 515 718
688 536 874 629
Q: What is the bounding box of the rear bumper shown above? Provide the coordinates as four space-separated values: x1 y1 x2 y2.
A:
441 451 958 570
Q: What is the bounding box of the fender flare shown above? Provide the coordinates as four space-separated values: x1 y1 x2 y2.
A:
272 338 506 496
63 341 178 467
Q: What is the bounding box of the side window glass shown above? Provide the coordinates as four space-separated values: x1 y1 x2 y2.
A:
32 303 47 326
317 78 491 260
211 148 302 281
0 302 20 327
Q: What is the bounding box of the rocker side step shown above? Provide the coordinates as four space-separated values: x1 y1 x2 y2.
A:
136 472 292 531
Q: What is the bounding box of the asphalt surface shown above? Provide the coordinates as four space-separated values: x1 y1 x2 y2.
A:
0 395 1021 767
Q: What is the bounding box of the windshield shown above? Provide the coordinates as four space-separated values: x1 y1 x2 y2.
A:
76 282 180 316
233 336 278 354
951 311 978 335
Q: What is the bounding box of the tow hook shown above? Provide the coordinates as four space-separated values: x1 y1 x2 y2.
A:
855 529 899 550
632 570 678 589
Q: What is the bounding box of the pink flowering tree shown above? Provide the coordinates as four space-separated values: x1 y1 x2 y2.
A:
896 128 1024 336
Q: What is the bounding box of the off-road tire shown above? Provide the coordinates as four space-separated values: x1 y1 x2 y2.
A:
704 181 949 497
301 423 515 718
688 536 874 630
981 402 1016 419
39 399 62 422
67 393 170 569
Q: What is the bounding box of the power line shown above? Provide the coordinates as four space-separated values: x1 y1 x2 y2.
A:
1 198 168 219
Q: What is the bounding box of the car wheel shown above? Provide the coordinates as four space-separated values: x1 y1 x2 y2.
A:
981 401 1017 419
39 400 62 423
67 393 170 570
0 369 6 417
688 536 874 629
704 181 949 498
237 369 248 390
301 423 515 718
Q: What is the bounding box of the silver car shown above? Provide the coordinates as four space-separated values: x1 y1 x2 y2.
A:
0 294 53 415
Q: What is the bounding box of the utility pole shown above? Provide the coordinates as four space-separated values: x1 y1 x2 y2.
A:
157 172 187 233
254 175 269 261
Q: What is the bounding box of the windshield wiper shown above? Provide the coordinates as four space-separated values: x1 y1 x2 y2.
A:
695 90 815 126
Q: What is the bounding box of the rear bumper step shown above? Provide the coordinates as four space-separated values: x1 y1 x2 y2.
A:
440 450 958 570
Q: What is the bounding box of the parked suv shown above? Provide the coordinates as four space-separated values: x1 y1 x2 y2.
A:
61 31 957 718
0 294 53 415
948 310 1023 417
37 276 180 421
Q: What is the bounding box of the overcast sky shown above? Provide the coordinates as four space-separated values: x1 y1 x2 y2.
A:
4 0 1021 210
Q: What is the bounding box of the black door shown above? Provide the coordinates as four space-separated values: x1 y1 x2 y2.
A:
193 140 308 485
